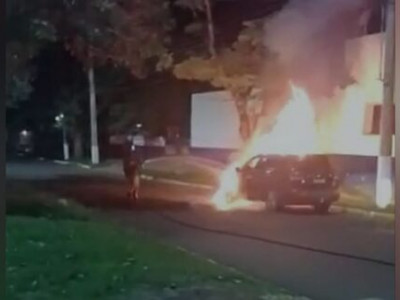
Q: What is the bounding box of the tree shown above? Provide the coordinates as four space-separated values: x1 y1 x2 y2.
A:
174 20 289 140
6 0 57 107
33 0 173 162
176 0 216 57
55 85 86 159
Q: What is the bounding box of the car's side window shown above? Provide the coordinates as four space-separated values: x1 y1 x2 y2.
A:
255 157 268 170
262 157 281 172
246 156 261 169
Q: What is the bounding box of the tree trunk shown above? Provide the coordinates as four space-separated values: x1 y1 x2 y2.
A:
73 130 84 160
234 99 250 141
203 0 216 57
239 112 251 141
232 89 254 142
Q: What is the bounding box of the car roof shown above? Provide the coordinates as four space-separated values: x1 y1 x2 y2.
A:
254 154 330 163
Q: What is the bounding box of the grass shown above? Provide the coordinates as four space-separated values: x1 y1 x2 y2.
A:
7 217 288 300
6 181 297 300
139 156 221 187
6 181 90 220
338 185 394 214
141 167 219 187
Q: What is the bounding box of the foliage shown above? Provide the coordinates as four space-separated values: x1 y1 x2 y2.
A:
6 0 174 109
44 0 174 76
6 70 34 108
176 0 206 11
6 0 57 107
173 19 288 139
174 20 268 93
176 0 216 57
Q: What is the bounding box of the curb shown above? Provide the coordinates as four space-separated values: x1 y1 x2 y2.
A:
53 160 94 169
331 205 394 220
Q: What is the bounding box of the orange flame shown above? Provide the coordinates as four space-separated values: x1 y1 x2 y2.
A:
211 84 319 211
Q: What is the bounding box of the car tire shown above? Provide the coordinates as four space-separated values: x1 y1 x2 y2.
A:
314 202 331 214
269 192 284 212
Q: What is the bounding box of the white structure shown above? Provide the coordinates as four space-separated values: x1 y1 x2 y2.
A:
191 33 393 157
191 91 242 149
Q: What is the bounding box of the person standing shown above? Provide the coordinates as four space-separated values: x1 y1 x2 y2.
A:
122 136 142 204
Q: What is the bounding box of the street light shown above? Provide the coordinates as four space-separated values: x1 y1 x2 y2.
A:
55 113 69 161
55 114 64 123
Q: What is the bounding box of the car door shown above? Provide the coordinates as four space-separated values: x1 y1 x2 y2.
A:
240 156 262 199
250 157 278 199
262 157 283 193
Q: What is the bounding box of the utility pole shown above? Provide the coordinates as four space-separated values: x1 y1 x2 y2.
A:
56 114 69 161
376 0 395 208
62 120 70 161
394 0 399 299
88 62 100 165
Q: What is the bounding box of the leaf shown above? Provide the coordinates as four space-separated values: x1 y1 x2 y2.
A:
184 22 204 34
175 0 205 11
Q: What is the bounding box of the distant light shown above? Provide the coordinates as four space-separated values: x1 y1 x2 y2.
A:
55 113 65 122
136 123 142 128
21 130 29 136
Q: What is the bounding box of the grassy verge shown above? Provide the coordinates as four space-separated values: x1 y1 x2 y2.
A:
139 161 395 215
141 168 219 187
6 182 298 300
6 181 90 220
7 217 291 300
338 185 394 214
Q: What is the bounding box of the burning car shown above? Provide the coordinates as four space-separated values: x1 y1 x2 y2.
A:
235 154 340 213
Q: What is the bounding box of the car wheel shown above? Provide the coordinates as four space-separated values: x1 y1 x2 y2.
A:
269 192 284 212
314 202 331 214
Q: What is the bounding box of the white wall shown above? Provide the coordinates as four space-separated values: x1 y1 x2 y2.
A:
190 34 391 156
337 33 395 156
191 91 242 149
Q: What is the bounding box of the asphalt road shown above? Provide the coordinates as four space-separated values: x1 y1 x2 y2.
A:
6 161 395 300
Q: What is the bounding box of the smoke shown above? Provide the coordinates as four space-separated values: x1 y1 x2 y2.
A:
264 0 371 99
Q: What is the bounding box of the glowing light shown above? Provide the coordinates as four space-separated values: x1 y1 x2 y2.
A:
55 113 64 123
376 177 393 208
211 84 319 211
375 157 393 209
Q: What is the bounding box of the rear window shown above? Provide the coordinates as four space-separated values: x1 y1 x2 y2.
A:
290 155 331 172
256 156 287 170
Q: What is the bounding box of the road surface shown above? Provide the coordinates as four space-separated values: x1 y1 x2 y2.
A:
6 161 395 300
